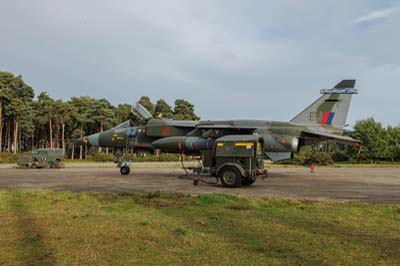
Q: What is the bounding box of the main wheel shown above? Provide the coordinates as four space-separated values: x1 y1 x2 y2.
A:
219 166 242 188
120 166 130 175
241 177 256 186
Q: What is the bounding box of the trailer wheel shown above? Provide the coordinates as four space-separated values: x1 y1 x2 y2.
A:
120 166 130 175
219 166 242 188
53 159 61 169
241 177 256 186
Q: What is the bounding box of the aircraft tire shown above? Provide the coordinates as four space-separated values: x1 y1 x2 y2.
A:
120 166 130 175
219 166 242 188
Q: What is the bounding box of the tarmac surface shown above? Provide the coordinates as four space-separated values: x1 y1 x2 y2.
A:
0 166 399 203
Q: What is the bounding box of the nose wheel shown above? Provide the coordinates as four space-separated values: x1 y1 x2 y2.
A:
120 165 130 175
119 161 131 175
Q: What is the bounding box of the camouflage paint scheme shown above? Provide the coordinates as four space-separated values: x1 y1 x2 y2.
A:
79 80 361 162
79 119 197 153
153 80 361 161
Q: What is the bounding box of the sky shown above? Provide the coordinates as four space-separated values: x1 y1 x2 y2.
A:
1 0 399 126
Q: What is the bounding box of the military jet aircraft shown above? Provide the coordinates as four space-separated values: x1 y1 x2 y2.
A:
154 80 361 161
80 80 361 175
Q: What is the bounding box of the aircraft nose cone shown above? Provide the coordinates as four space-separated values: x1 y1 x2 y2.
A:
87 133 100 146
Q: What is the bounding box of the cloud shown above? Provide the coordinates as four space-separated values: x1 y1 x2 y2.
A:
0 1 400 126
353 6 397 24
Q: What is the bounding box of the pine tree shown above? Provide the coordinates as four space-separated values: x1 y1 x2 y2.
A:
155 99 173 118
173 99 200 120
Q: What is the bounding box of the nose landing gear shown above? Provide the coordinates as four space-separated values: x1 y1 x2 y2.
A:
120 163 131 175
115 148 131 175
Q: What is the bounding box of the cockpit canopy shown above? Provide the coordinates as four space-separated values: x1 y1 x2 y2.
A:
112 121 131 130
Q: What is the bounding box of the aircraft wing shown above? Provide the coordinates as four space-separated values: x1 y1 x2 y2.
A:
301 129 362 145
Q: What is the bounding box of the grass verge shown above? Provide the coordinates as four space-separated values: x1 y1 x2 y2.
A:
0 190 399 266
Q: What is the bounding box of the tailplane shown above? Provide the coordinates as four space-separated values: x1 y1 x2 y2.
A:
290 80 358 130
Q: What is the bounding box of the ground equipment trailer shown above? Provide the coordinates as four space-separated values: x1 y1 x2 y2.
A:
193 135 266 187
18 149 64 168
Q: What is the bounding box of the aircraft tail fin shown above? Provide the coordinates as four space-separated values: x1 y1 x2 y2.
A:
290 80 358 130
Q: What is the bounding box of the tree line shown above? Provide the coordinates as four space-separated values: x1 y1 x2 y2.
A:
2 70 400 163
0 71 199 158
347 118 400 163
294 118 400 164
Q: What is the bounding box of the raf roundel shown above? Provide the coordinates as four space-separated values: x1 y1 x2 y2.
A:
162 126 171 136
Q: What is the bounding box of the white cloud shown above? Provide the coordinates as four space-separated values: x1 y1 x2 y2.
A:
354 6 397 24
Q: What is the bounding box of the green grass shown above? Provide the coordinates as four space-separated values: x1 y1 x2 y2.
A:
0 190 399 266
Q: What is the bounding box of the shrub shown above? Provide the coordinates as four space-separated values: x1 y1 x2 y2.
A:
294 148 334 166
306 152 334 166
331 151 350 162
87 153 115 162
0 152 19 163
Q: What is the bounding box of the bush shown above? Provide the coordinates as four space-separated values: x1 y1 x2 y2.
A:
307 152 334 166
294 148 334 166
331 151 350 162
0 152 19 163
86 153 115 162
